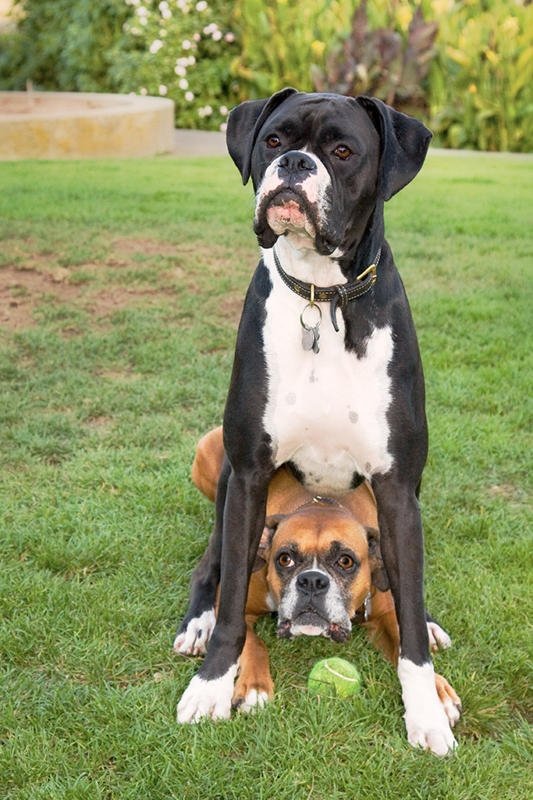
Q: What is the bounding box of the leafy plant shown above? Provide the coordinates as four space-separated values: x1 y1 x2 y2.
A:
311 0 438 116
429 0 533 152
0 0 130 91
230 0 354 98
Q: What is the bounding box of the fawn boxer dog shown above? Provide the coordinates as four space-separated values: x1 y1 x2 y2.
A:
176 89 459 754
177 426 461 725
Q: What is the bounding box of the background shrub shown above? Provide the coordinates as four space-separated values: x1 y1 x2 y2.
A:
0 0 129 92
428 0 532 152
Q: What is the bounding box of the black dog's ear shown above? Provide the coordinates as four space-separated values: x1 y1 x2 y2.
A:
365 526 390 592
226 87 298 185
252 514 287 572
356 96 432 201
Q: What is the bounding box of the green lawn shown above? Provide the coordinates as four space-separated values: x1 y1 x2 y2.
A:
0 150 531 800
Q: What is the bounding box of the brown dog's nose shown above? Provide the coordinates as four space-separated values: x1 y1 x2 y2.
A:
296 570 330 596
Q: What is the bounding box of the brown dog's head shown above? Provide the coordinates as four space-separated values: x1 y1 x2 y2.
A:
254 498 389 642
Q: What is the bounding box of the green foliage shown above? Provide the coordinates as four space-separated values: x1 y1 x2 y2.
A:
0 0 531 150
0 0 130 92
110 0 239 131
429 0 533 152
312 0 438 117
230 0 354 97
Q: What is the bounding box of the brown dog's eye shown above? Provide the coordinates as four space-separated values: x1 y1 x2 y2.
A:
337 554 355 571
333 145 352 160
277 552 294 569
266 135 281 149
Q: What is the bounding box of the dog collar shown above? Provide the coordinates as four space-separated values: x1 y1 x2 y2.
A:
272 246 380 333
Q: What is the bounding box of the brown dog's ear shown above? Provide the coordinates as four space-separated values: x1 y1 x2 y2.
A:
365 526 390 592
356 96 432 201
251 514 287 572
226 88 298 185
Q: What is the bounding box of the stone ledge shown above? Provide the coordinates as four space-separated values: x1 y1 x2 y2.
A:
0 91 175 160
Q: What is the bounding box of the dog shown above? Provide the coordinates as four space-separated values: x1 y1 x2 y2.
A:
176 89 458 755
176 426 461 726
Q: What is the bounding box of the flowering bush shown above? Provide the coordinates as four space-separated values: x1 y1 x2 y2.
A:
110 0 239 130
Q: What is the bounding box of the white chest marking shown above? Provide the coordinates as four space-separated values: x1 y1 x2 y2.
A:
262 247 394 494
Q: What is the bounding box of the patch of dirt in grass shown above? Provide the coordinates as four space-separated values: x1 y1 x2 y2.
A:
488 483 526 503
0 237 250 332
0 266 79 330
111 236 179 258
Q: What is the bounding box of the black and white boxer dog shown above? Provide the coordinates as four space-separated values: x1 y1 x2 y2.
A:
175 88 458 755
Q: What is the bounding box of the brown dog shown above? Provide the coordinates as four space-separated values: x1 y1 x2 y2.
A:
183 426 461 723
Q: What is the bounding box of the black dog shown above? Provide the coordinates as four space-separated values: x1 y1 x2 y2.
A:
176 89 457 756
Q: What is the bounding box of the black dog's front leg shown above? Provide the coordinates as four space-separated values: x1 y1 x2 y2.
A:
173 458 231 656
177 469 269 723
372 473 457 756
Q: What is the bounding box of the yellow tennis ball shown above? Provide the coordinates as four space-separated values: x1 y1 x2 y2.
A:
307 657 362 699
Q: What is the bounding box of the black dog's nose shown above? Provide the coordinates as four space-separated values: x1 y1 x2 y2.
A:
278 150 317 176
296 570 330 596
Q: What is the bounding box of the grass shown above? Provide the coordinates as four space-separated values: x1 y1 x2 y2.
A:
0 150 531 800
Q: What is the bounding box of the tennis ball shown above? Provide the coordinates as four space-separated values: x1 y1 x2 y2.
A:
307 657 362 699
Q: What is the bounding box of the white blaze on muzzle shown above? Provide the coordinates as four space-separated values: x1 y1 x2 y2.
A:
255 148 332 237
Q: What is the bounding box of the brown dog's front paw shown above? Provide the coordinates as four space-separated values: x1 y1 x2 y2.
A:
232 675 274 714
434 673 462 727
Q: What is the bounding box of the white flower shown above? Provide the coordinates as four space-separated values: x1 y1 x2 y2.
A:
182 39 192 49
203 23 217 35
159 1 169 10
149 39 164 54
212 30 222 41
219 105 228 115
198 105 213 118
159 84 168 96
225 32 235 43
193 32 201 42
187 55 196 66
174 65 186 76
139 87 148 96
176 0 190 12
185 91 194 102
136 5 148 16
178 78 189 90
219 122 227 133
196 1 208 11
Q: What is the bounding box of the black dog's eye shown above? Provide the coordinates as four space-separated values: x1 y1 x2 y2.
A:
336 554 356 571
333 144 352 160
277 552 295 569
266 135 282 149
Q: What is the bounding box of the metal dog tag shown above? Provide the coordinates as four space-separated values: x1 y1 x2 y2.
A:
301 326 315 351
300 297 322 355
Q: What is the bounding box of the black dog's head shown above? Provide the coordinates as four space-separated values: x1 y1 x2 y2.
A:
226 89 431 258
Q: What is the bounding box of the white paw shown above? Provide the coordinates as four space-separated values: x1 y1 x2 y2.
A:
176 664 237 724
173 608 216 656
427 621 452 652
405 711 457 757
236 689 270 714
399 659 457 757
